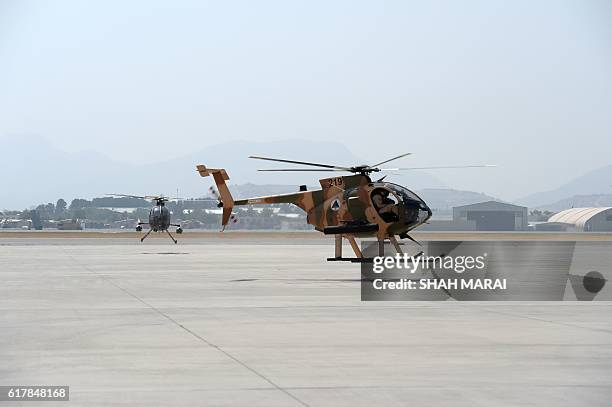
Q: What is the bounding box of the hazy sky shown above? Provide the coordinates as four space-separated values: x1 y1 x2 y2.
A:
1 0 610 200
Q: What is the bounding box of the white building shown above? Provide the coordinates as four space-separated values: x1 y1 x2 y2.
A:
544 207 612 232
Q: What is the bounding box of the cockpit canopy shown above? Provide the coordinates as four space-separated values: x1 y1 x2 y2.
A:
149 205 171 230
370 183 431 228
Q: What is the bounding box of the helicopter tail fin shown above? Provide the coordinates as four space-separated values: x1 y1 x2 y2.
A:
197 165 235 229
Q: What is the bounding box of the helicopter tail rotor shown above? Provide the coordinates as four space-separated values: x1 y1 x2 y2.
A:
197 165 235 229
208 185 239 230
209 186 221 205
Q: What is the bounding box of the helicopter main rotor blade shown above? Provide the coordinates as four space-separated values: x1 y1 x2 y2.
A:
170 198 219 203
249 156 352 171
257 168 344 172
106 193 147 199
381 165 496 171
370 152 412 168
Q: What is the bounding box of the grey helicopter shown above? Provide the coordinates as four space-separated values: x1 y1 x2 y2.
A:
107 194 184 243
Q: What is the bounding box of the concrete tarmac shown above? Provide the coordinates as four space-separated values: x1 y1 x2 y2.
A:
1 236 611 406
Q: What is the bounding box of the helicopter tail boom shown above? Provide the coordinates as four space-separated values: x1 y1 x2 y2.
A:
197 165 235 228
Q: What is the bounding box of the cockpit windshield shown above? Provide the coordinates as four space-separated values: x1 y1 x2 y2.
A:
369 183 432 227
386 183 432 226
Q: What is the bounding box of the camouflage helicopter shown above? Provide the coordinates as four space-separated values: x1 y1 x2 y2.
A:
197 154 493 261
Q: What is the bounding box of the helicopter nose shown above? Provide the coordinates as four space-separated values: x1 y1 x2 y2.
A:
419 202 432 223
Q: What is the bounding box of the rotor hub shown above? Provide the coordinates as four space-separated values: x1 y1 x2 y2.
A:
350 165 380 175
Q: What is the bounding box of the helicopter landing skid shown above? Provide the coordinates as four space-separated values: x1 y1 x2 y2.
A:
328 233 424 263
327 257 374 263
166 230 178 244
326 251 424 263
140 228 153 242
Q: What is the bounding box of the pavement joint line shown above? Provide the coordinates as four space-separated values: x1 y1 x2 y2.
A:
59 246 311 407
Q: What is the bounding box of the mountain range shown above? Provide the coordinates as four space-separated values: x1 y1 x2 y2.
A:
3 135 611 211
516 165 612 208
1 136 445 209
532 194 612 212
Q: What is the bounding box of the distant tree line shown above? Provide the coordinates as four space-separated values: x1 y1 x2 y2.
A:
529 209 555 222
16 197 307 230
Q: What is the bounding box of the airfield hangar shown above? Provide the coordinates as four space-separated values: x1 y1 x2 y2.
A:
453 201 528 231
541 207 612 232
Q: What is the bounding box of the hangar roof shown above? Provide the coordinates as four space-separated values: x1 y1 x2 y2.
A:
453 201 526 211
547 207 612 229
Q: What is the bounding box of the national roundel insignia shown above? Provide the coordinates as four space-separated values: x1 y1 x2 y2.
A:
330 198 341 211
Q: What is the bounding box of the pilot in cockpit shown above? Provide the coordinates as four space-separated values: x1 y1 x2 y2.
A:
371 189 399 222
